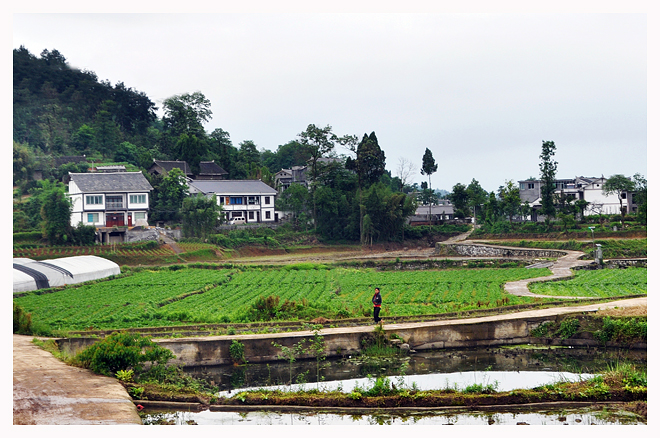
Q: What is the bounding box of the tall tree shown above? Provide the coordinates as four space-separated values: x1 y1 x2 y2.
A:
603 174 635 219
345 132 386 244
150 168 187 223
466 178 488 223
538 140 558 225
497 180 521 223
275 183 310 230
40 183 73 244
448 183 469 219
162 91 212 156
395 157 416 192
176 133 205 175
162 91 212 138
181 194 221 238
632 173 647 224
420 148 438 226
208 128 237 177
296 124 349 224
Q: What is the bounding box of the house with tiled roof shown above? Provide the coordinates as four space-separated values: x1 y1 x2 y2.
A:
67 172 153 231
518 175 637 219
196 161 229 180
147 160 193 178
188 180 278 223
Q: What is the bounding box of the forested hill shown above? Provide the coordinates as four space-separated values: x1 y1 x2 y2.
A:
13 46 158 156
12 46 318 181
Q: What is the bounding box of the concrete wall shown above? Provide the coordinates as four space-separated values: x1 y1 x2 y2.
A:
56 311 645 367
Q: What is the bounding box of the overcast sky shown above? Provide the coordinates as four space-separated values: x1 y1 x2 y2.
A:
12 8 649 193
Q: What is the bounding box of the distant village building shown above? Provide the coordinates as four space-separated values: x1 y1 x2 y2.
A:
187 179 278 224
196 161 228 180
147 160 193 178
518 175 637 219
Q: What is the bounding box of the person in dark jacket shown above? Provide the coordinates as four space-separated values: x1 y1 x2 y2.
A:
372 287 382 323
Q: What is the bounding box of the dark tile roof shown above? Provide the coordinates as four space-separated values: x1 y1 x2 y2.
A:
198 161 228 175
150 160 192 175
69 172 153 193
189 180 277 195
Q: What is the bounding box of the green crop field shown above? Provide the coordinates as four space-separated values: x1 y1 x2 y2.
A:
528 268 647 298
14 266 558 332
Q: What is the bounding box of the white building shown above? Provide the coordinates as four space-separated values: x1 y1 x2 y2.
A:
68 171 153 228
187 180 278 223
518 176 636 218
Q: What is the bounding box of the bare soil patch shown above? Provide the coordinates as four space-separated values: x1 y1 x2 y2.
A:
595 305 647 317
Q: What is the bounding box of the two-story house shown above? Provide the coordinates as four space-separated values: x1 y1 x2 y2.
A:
187 180 278 223
274 166 308 193
518 175 636 219
68 171 154 229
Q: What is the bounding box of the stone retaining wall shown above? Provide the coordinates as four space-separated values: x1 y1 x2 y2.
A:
55 312 645 367
435 243 567 259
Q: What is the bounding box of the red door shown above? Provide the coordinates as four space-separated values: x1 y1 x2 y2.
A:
127 212 132 227
105 213 125 227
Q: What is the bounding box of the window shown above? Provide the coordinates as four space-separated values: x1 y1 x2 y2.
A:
247 196 259 205
134 212 146 220
264 196 270 205
621 193 627 199
217 197 224 205
230 197 243 205
248 211 254 220
130 194 146 204
106 195 123 208
87 213 99 223
265 211 271 219
527 183 535 189
86 195 103 205
231 212 243 218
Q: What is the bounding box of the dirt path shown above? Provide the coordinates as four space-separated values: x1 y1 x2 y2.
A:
13 335 142 425
504 250 595 299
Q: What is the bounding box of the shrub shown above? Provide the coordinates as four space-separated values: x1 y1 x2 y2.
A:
13 303 32 334
556 317 580 339
229 340 246 364
74 331 175 377
594 317 647 345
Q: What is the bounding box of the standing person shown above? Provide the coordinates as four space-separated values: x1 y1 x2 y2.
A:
372 287 382 323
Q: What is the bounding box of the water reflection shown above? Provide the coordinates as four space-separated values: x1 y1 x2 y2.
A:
183 346 646 394
141 408 645 425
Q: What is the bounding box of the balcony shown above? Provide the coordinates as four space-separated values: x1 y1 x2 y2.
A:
106 201 125 209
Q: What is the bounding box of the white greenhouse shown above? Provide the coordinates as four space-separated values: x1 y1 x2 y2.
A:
13 256 121 293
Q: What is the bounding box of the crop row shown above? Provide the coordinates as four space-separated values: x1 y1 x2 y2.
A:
13 266 646 332
528 268 647 297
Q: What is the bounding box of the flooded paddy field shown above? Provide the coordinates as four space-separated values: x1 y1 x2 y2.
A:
140 346 646 425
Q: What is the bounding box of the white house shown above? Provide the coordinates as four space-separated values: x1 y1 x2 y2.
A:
68 171 153 228
187 180 279 223
518 175 636 218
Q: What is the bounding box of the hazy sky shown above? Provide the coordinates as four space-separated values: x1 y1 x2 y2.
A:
12 9 648 192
